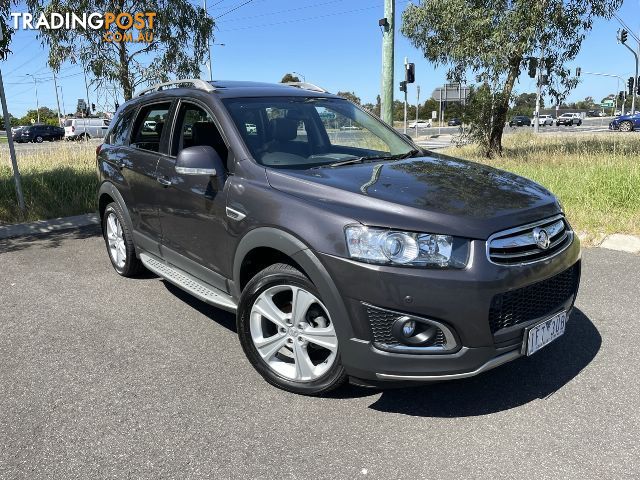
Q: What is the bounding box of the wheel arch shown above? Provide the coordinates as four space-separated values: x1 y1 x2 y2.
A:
233 227 354 339
98 181 134 235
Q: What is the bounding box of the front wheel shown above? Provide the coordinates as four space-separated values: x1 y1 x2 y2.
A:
237 263 347 395
619 121 633 132
35 136 43 143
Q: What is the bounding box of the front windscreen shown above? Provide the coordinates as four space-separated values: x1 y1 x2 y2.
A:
222 96 413 169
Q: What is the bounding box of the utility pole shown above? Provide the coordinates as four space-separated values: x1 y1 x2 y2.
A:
0 32 25 212
26 74 40 123
403 57 408 134
203 0 213 81
58 86 66 117
415 85 420 136
52 70 62 126
380 0 394 125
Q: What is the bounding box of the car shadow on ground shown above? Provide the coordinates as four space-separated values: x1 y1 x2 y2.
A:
363 308 600 417
0 225 100 254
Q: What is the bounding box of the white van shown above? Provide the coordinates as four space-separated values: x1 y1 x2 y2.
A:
64 118 109 140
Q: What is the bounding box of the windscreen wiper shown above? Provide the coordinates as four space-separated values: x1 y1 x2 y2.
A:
327 149 422 168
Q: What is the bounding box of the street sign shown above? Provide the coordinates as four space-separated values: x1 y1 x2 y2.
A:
432 110 437 119
318 111 336 120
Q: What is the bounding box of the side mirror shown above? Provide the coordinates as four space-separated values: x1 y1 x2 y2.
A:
175 145 225 178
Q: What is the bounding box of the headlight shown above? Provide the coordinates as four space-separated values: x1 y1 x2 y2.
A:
344 226 469 268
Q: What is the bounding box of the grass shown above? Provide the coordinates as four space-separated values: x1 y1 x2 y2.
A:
442 131 640 243
0 142 98 225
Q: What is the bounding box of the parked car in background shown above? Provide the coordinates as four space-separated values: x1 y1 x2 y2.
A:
609 113 640 132
17 124 64 143
614 110 622 116
535 114 554 126
64 117 109 140
11 126 28 142
509 116 531 127
447 118 462 126
97 79 581 395
556 113 582 126
409 119 432 129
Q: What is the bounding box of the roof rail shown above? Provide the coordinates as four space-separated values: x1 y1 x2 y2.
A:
285 82 328 93
135 79 215 97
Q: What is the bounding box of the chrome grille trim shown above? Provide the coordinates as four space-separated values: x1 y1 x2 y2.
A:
486 214 573 266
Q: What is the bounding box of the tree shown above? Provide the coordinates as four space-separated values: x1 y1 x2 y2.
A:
18 107 59 126
510 92 544 116
281 73 300 83
34 0 214 101
402 0 621 156
336 91 361 105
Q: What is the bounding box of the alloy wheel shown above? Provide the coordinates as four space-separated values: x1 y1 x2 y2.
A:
106 212 126 269
620 121 632 132
249 285 338 382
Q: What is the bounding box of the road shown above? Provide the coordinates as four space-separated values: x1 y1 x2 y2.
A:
0 227 638 479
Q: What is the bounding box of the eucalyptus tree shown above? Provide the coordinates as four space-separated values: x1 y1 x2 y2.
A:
33 0 214 100
402 0 622 156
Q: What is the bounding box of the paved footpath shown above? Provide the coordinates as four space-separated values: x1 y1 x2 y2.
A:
0 227 638 479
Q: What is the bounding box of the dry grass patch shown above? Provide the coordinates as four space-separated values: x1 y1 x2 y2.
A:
443 131 640 243
0 143 98 225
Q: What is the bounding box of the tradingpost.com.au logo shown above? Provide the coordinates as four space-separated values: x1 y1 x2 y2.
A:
10 11 156 43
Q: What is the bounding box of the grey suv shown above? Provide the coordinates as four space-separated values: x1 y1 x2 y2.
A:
97 79 581 395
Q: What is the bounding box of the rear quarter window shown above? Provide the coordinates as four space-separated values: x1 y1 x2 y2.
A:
107 109 136 146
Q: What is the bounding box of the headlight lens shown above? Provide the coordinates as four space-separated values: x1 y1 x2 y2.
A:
345 226 468 268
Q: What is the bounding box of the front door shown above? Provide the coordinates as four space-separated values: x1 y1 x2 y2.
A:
155 100 231 291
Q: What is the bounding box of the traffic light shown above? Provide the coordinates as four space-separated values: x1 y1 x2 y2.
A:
621 29 628 43
405 63 415 83
399 81 407 93
575 67 581 77
628 77 634 96
619 91 624 102
637 77 640 95
528 58 538 78
91 103 96 111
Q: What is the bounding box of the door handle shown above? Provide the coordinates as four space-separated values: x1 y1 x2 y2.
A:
157 176 172 187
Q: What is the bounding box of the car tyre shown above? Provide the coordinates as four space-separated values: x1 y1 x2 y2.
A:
619 121 633 132
237 263 347 395
35 136 43 143
102 202 143 277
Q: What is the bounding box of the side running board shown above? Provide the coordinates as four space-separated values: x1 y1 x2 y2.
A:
140 253 237 313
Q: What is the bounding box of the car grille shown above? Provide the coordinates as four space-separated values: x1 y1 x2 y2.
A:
487 215 572 265
488 263 580 334
365 304 447 349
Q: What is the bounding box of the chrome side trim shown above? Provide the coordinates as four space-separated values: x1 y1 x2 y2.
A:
225 207 246 221
175 166 217 176
375 349 522 381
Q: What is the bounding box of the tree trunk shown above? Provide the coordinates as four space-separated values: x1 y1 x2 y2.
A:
487 60 522 157
118 41 133 100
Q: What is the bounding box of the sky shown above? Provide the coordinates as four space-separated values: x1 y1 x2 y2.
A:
2 0 640 117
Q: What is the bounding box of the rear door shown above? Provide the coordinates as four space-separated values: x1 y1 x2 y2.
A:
117 101 174 253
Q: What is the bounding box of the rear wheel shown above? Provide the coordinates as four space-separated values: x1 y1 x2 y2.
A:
237 263 347 395
35 136 43 143
102 202 143 277
620 121 633 132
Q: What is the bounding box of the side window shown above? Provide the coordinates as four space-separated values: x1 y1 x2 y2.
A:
108 109 135 146
130 103 171 153
172 102 228 164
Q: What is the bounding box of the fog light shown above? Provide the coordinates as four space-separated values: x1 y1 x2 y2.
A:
402 319 416 337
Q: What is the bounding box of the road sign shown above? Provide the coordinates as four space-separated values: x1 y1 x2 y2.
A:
432 110 437 119
318 111 336 120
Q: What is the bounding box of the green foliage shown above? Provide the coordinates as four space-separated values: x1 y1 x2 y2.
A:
17 107 60 126
32 0 214 100
402 0 622 156
280 73 300 83
336 91 361 105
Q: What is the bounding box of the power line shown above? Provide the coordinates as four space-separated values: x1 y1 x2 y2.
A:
216 0 255 19
217 0 345 23
217 2 409 32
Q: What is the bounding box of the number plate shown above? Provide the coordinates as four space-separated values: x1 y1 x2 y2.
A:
523 311 567 356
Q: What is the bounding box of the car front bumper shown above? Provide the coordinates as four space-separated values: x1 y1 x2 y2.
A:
317 235 581 384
